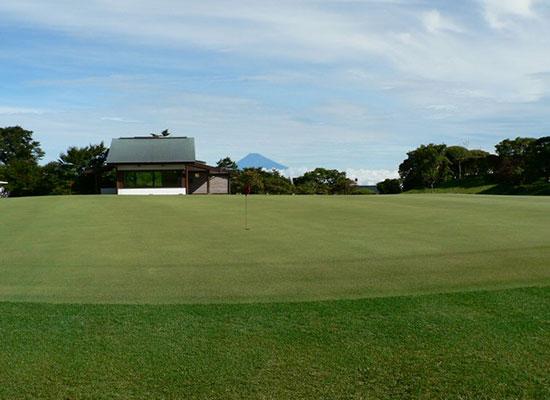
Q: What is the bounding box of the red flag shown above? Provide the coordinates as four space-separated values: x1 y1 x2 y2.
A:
244 184 251 195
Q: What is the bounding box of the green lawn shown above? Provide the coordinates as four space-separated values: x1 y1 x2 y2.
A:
1 288 549 399
1 194 549 399
405 178 550 195
1 195 549 303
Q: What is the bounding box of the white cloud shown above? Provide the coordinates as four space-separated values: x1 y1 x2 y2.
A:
345 168 399 185
0 106 46 115
1 1 550 168
280 167 398 185
100 117 140 123
2 0 550 106
316 101 370 121
482 0 539 29
421 10 463 33
0 0 389 62
426 104 458 111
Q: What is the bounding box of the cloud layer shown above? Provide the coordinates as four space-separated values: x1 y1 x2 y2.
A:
1 0 549 178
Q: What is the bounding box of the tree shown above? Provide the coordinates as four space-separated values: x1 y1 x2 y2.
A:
462 149 494 178
495 137 536 184
399 144 450 190
261 169 293 194
0 126 44 165
216 157 240 193
445 146 469 180
0 159 42 196
294 168 355 194
0 126 45 196
527 136 550 182
58 143 108 194
216 157 239 172
377 178 402 194
37 161 72 195
236 168 264 194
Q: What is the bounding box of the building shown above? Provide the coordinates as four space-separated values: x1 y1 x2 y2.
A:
106 136 230 195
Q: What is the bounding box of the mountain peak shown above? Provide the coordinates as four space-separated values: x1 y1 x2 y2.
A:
237 153 288 170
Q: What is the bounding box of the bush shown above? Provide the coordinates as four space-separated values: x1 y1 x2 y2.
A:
377 179 402 194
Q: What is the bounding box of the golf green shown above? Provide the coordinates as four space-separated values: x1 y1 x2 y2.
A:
0 194 548 304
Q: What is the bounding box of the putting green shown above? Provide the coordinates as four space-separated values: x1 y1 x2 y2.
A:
0 194 548 304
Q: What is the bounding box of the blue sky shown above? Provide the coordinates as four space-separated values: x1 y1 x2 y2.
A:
1 0 549 183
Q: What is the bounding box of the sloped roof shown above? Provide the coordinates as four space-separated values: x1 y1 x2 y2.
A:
106 137 196 164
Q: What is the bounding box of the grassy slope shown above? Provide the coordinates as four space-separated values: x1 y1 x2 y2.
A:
1 195 549 304
405 179 550 195
1 287 548 399
405 185 498 194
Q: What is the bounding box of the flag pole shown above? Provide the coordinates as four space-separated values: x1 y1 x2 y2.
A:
245 193 248 230
244 184 251 230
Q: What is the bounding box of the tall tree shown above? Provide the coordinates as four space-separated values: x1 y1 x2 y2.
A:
495 137 536 184
527 136 550 182
0 126 44 165
399 144 450 190
58 143 108 194
462 149 494 177
37 161 72 195
216 157 239 172
0 159 42 197
216 157 240 194
445 146 470 180
0 126 45 196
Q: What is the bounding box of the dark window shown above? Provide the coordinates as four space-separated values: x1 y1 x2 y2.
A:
123 171 181 188
161 170 180 187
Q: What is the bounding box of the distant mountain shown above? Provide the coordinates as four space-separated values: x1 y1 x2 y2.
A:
237 153 288 170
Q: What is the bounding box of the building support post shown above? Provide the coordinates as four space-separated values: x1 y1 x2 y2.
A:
116 170 124 190
185 168 189 194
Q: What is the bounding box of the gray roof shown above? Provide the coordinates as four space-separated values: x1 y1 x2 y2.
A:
106 137 196 164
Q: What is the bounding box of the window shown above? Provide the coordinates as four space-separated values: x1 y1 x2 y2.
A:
123 171 181 188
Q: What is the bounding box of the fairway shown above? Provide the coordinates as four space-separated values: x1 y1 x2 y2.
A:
1 194 549 304
1 288 549 399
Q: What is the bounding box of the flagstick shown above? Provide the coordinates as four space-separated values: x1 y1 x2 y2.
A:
244 193 249 230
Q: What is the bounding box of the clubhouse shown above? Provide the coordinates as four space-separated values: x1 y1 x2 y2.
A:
106 136 230 195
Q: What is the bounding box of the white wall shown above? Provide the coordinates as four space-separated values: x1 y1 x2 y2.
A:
118 188 186 195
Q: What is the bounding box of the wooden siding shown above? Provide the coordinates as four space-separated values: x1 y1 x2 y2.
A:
209 175 229 194
189 172 209 194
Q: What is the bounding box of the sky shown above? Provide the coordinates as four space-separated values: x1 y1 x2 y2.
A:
1 0 549 184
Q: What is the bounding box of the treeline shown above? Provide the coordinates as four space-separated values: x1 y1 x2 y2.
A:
5 126 546 197
376 136 549 194
0 126 112 196
216 158 369 195
0 126 369 197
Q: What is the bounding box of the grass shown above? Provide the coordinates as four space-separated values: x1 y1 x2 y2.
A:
0 195 549 304
405 184 498 194
405 178 550 195
1 287 549 399
1 194 549 398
